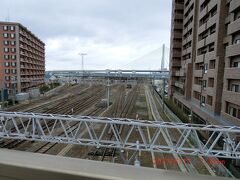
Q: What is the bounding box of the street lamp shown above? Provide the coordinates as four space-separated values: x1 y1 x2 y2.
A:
78 53 87 72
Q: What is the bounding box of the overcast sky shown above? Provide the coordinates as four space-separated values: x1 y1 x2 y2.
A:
0 0 172 70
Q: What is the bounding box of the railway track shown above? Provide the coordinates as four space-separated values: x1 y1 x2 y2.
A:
88 85 139 162
145 86 191 172
0 85 105 150
149 86 233 177
7 84 89 112
32 107 103 154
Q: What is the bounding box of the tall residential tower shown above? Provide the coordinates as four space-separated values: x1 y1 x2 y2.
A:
0 22 45 95
169 0 240 126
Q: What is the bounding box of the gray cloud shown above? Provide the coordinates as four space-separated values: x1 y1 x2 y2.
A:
0 0 172 70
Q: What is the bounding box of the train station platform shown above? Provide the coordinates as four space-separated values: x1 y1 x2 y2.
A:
0 149 233 180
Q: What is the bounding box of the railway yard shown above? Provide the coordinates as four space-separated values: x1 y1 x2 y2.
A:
0 81 234 178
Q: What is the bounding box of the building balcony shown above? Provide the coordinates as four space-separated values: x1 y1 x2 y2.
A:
206 14 218 29
197 39 205 49
225 15 231 25
183 10 193 25
174 13 183 20
20 78 31 82
208 0 218 12
194 70 203 77
182 37 189 46
226 44 240 57
206 33 217 45
183 24 193 36
175 71 180 77
175 81 184 89
224 68 240 79
196 54 204 63
172 51 182 57
222 90 240 106
184 0 193 11
207 69 215 78
173 32 183 38
221 111 240 126
172 60 181 67
198 23 206 35
205 51 215 61
172 41 182 48
230 0 240 13
193 84 201 93
174 23 183 30
175 69 185 77
227 18 240 35
199 6 208 20
206 87 215 96
174 3 184 10
185 46 192 55
180 69 186 76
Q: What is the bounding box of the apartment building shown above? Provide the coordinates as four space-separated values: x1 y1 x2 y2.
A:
169 0 184 99
0 22 45 95
169 0 240 126
222 0 240 125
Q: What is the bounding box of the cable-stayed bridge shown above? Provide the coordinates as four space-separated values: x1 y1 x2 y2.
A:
121 45 170 70
46 45 170 79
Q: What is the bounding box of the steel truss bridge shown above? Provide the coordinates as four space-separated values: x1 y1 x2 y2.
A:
0 111 240 159
46 69 169 79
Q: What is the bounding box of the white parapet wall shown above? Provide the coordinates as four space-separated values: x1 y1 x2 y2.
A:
0 149 232 180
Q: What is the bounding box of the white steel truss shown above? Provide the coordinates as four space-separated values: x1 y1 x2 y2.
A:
0 111 240 159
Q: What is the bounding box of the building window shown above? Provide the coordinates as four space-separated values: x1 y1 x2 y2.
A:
209 43 215 52
10 34 15 39
5 69 10 74
234 39 240 45
231 84 239 92
228 106 237 118
11 55 16 60
10 26 15 31
3 40 9 45
3 33 8 38
11 62 16 67
234 11 240 20
4 62 9 67
11 48 16 53
232 61 240 68
207 95 213 106
209 60 216 69
5 83 10 88
3 26 8 31
210 24 216 34
194 91 201 100
11 69 16 74
208 78 214 87
4 55 9 60
11 41 16 45
5 76 10 81
4 48 9 52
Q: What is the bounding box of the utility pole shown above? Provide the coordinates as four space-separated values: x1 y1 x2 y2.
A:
106 77 110 107
79 53 87 83
79 53 87 73
162 78 166 112
161 44 165 71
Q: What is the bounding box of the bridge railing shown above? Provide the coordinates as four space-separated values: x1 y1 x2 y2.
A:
0 111 239 159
